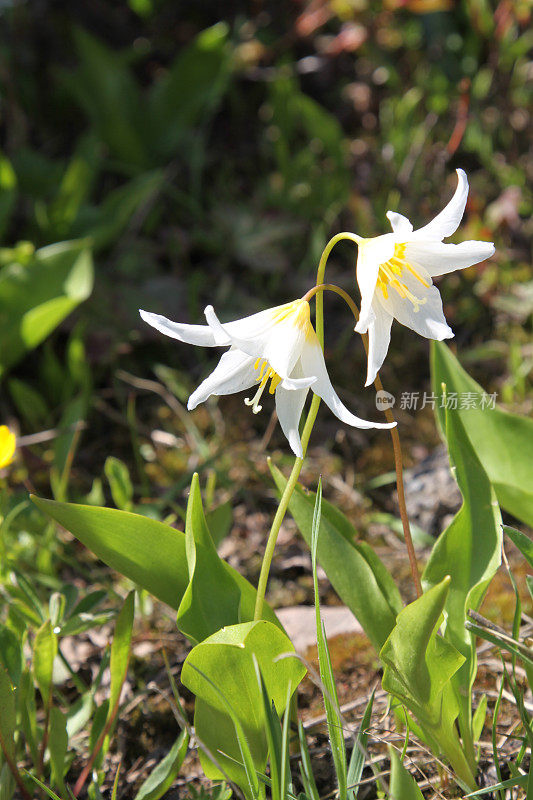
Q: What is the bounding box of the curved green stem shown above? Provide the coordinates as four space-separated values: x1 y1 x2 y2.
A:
253 233 360 622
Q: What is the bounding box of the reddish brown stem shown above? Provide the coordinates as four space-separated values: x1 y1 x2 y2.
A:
309 282 423 598
0 729 33 800
373 372 422 598
73 699 122 797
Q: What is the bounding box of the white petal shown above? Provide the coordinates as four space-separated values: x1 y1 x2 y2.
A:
379 277 454 341
275 384 309 458
140 309 217 346
354 234 395 334
365 298 393 387
205 302 310 380
187 349 257 410
405 240 495 277
412 169 469 241
300 338 395 430
386 211 413 236
281 375 317 391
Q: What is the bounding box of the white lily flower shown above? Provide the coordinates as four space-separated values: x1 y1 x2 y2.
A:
353 169 495 386
140 299 394 458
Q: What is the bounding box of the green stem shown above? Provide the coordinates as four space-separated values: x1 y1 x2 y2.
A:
253 232 361 622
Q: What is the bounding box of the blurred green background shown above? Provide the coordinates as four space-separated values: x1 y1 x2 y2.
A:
0 0 531 539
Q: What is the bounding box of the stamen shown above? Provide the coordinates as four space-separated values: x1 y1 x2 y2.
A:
244 360 282 413
376 244 428 311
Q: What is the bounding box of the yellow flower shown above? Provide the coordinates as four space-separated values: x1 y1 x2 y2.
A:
0 426 16 469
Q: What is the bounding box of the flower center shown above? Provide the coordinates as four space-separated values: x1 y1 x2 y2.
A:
377 243 430 311
244 358 282 414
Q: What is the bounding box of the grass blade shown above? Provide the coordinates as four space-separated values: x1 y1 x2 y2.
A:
347 689 374 799
311 478 347 800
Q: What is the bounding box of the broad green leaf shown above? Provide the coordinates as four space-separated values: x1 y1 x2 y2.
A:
380 579 475 790
33 620 58 708
504 525 533 568
431 341 533 527
311 481 346 798
31 495 280 634
0 666 16 761
133 729 189 800
105 457 134 511
388 748 424 800
31 497 189 609
181 620 305 792
49 706 68 795
423 407 501 762
270 463 402 652
177 474 241 644
0 240 93 378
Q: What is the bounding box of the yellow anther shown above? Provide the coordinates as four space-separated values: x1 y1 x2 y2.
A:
376 243 428 310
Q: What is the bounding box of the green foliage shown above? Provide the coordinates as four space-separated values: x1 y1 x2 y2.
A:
388 748 424 800
32 480 281 641
270 463 402 652
0 240 93 378
133 729 189 800
423 406 502 767
30 496 190 609
380 578 476 790
267 75 350 227
181 620 305 795
33 619 58 709
310 480 346 798
432 341 533 527
177 474 241 643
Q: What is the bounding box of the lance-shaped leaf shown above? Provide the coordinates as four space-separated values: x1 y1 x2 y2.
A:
30 497 190 610
431 340 533 527
49 707 68 795
270 462 402 652
380 578 475 790
177 474 242 643
423 406 501 760
31 491 280 641
133 728 189 800
33 620 58 708
181 620 305 793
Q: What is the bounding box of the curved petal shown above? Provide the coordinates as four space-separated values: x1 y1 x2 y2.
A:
300 336 395 430
412 169 469 241
205 302 311 380
386 211 413 236
405 239 495 277
140 309 217 347
275 383 309 458
365 298 393 387
187 349 257 410
355 233 395 334
379 276 454 340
